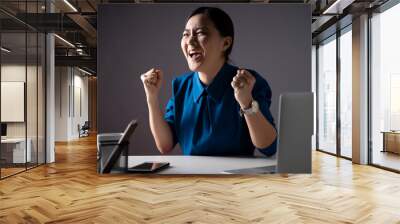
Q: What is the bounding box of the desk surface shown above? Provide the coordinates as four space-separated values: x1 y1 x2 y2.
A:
381 131 400 134
126 156 276 174
1 138 27 143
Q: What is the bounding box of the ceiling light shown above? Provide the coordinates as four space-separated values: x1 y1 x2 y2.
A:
322 0 354 15
1 47 11 53
54 34 75 48
63 0 78 12
78 67 93 76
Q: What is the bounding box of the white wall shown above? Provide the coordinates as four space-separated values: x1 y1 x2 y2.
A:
70 72 89 139
1 65 41 137
1 64 46 163
55 67 69 141
1 66 26 138
55 67 89 141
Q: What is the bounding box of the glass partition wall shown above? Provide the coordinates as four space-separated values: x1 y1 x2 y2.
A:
0 1 46 179
370 2 400 171
317 35 337 155
316 26 353 159
316 0 400 171
339 27 352 159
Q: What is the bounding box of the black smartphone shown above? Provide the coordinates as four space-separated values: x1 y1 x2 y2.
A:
127 162 170 173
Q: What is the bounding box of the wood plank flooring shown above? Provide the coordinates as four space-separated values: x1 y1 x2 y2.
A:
1 135 400 223
1 167 26 178
372 151 400 171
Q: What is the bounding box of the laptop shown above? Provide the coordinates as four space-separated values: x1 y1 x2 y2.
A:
224 92 314 174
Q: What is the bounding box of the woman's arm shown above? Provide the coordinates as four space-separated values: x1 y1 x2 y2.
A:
231 69 277 149
242 102 277 148
141 68 174 154
147 98 175 154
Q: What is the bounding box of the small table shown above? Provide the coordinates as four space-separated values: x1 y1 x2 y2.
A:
381 131 400 154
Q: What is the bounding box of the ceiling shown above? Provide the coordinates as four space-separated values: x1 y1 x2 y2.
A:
0 0 389 75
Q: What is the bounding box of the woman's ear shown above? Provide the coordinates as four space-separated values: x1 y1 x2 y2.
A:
222 37 232 51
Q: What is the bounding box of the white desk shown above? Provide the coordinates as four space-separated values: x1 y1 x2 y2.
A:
1 138 32 163
124 156 277 174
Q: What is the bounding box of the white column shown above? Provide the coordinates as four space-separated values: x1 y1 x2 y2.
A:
46 1 55 163
352 14 369 164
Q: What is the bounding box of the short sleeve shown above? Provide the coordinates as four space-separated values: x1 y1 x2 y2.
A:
251 73 277 156
164 96 175 124
164 89 178 147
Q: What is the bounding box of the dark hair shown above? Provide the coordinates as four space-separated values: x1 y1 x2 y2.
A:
189 7 234 61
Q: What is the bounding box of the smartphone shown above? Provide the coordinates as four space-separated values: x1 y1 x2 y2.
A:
127 162 170 173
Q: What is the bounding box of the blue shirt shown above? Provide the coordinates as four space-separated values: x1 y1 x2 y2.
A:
164 62 277 157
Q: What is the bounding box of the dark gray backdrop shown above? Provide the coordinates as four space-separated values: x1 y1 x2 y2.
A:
98 3 311 155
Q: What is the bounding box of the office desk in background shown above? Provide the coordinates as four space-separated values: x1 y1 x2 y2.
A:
125 156 276 174
1 138 32 163
381 131 400 154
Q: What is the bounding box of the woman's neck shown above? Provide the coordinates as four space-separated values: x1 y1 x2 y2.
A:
198 59 226 86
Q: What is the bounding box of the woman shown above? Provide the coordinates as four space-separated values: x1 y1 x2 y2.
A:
140 7 277 156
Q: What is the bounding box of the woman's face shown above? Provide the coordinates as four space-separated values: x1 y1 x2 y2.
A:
181 14 230 72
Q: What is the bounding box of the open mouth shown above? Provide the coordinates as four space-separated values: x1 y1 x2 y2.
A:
188 51 203 61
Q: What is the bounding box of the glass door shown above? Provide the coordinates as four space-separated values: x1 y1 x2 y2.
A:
339 27 352 159
317 35 337 155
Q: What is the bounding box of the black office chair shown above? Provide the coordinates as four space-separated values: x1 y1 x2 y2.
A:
78 121 90 138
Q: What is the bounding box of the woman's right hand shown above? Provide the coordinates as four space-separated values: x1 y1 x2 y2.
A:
140 68 163 102
140 68 174 154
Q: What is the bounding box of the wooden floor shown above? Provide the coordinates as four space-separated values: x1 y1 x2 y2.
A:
1 163 44 178
1 135 400 223
372 150 400 171
1 167 26 178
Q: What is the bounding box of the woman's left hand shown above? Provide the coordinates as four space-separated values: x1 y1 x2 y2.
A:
231 69 256 109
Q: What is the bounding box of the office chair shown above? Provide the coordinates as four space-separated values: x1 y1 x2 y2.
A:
78 121 90 138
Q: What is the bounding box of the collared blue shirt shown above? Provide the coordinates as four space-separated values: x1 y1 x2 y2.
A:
164 63 277 157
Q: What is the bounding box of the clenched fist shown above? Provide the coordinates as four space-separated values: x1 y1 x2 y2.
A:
231 68 256 109
140 68 163 102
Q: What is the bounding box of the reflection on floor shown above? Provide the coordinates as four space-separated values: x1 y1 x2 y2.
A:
0 162 40 178
373 150 400 171
341 147 352 158
0 167 25 177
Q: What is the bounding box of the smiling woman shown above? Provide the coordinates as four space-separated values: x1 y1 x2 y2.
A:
181 7 234 82
140 7 277 157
